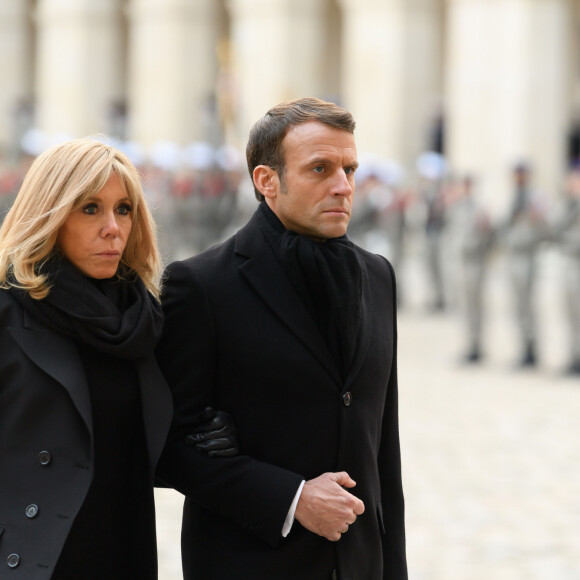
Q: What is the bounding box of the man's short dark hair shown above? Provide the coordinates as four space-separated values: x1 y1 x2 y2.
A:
246 97 356 201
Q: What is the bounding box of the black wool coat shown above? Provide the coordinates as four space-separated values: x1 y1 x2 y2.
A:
0 291 173 579
156 209 408 580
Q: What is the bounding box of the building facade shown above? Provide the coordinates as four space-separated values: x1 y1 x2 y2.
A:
1 0 579 210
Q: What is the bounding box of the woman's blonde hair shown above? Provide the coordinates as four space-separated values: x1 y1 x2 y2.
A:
0 138 162 299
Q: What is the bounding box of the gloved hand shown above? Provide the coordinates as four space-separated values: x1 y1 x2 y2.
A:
186 406 239 457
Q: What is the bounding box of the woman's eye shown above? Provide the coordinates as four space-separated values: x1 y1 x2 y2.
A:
82 204 98 215
117 204 132 216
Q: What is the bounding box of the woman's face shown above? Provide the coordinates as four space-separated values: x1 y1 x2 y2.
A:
57 172 133 279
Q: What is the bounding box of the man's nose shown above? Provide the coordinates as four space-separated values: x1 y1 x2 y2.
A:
332 169 354 197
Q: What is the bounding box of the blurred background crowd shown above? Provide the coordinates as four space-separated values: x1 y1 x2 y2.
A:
1 1 580 578
2 0 580 376
3 143 580 377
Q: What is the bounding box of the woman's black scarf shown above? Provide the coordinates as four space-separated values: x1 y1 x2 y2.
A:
8 257 163 360
258 202 363 379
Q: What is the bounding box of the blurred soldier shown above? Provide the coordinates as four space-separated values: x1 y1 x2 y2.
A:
347 166 381 248
548 166 580 374
503 163 547 367
423 179 447 311
416 152 448 312
448 176 494 362
349 160 407 273
176 142 216 257
375 161 409 297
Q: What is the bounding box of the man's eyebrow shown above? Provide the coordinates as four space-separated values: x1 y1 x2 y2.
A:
306 157 359 169
307 156 331 166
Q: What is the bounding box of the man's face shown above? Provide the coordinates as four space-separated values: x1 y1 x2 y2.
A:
515 168 529 187
266 121 358 241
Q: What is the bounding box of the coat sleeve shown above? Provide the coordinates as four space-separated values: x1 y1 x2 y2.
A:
155 259 303 547
378 259 408 579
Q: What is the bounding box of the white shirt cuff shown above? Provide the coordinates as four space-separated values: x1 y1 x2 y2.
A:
281 480 305 537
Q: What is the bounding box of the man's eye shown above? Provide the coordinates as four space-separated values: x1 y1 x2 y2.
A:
82 204 98 215
345 167 356 175
313 166 324 174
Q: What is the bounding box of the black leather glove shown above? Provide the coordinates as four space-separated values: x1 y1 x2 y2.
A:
186 406 239 457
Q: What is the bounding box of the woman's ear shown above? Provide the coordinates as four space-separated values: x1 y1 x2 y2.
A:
253 165 279 200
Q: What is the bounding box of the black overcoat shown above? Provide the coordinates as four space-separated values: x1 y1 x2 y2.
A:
156 209 407 580
0 291 173 579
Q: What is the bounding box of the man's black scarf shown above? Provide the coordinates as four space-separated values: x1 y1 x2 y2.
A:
258 202 363 379
8 257 163 360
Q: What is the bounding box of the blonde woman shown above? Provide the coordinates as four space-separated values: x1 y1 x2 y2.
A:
0 139 236 579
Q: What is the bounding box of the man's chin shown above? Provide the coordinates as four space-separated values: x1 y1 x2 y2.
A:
300 220 349 241
322 227 349 240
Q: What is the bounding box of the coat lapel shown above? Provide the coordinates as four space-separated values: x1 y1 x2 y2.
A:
8 301 172 473
236 213 343 387
344 258 372 388
136 358 173 470
8 310 92 434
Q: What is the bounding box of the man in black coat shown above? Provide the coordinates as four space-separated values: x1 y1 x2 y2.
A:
156 97 407 579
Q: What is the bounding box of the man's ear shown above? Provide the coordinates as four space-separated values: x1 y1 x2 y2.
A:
253 165 279 200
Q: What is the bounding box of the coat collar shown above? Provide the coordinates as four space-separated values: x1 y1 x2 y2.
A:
234 209 372 389
9 308 93 434
7 303 172 470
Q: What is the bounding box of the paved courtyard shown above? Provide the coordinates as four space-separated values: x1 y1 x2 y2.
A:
155 251 580 579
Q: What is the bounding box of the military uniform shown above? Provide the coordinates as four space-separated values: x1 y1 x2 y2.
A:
548 172 580 374
448 181 493 362
503 167 547 366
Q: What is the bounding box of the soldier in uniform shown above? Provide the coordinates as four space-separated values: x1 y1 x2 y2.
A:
416 152 448 312
503 163 547 367
447 175 494 362
548 165 580 374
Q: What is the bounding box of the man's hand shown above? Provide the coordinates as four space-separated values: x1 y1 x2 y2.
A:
294 472 365 541
186 406 239 457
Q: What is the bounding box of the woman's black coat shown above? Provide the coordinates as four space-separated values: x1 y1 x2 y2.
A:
0 291 173 579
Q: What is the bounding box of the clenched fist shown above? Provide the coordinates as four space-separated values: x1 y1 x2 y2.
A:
294 471 365 541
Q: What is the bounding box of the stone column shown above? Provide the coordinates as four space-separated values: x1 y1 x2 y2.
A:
570 0 580 131
35 0 124 141
0 1 33 159
227 0 328 147
339 0 444 169
127 0 217 147
445 0 571 214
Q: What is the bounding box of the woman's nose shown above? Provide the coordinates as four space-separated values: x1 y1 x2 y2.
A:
100 212 119 237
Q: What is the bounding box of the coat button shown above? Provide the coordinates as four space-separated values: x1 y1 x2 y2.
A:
38 451 52 466
342 392 352 407
7 553 20 568
25 504 39 519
